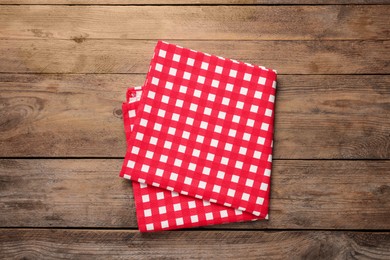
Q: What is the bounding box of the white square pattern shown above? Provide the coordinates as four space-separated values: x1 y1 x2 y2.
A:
144 209 152 217
191 215 199 223
173 54 180 62
159 206 167 214
155 63 163 72
198 181 206 189
183 72 191 80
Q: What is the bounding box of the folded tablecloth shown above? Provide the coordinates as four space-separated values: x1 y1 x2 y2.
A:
120 41 277 232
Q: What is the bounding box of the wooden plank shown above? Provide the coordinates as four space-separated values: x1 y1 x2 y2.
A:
1 74 389 159
1 0 389 5
0 40 389 74
0 229 389 259
0 6 389 40
1 159 389 229
0 159 136 227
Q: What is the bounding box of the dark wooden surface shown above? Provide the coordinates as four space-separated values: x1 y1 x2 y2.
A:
0 1 389 259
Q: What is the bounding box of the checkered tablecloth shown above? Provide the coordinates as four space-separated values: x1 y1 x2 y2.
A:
120 41 277 232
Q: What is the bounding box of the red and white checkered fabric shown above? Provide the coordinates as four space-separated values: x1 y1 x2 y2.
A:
122 87 261 232
120 41 277 232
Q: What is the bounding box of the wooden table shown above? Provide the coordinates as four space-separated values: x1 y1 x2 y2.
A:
0 1 389 259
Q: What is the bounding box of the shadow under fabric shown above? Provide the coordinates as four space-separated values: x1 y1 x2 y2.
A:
120 41 277 232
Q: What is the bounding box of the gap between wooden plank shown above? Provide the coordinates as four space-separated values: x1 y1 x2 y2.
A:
1 227 389 232
0 1 389 5
0 157 389 160
1 72 390 76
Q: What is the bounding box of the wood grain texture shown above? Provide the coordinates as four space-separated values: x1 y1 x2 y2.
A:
1 6 389 40
0 1 388 258
1 159 389 229
1 74 389 159
0 229 389 259
0 40 389 74
0 159 135 227
1 0 389 4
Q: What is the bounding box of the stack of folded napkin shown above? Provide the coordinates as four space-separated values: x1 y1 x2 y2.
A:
120 41 277 232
